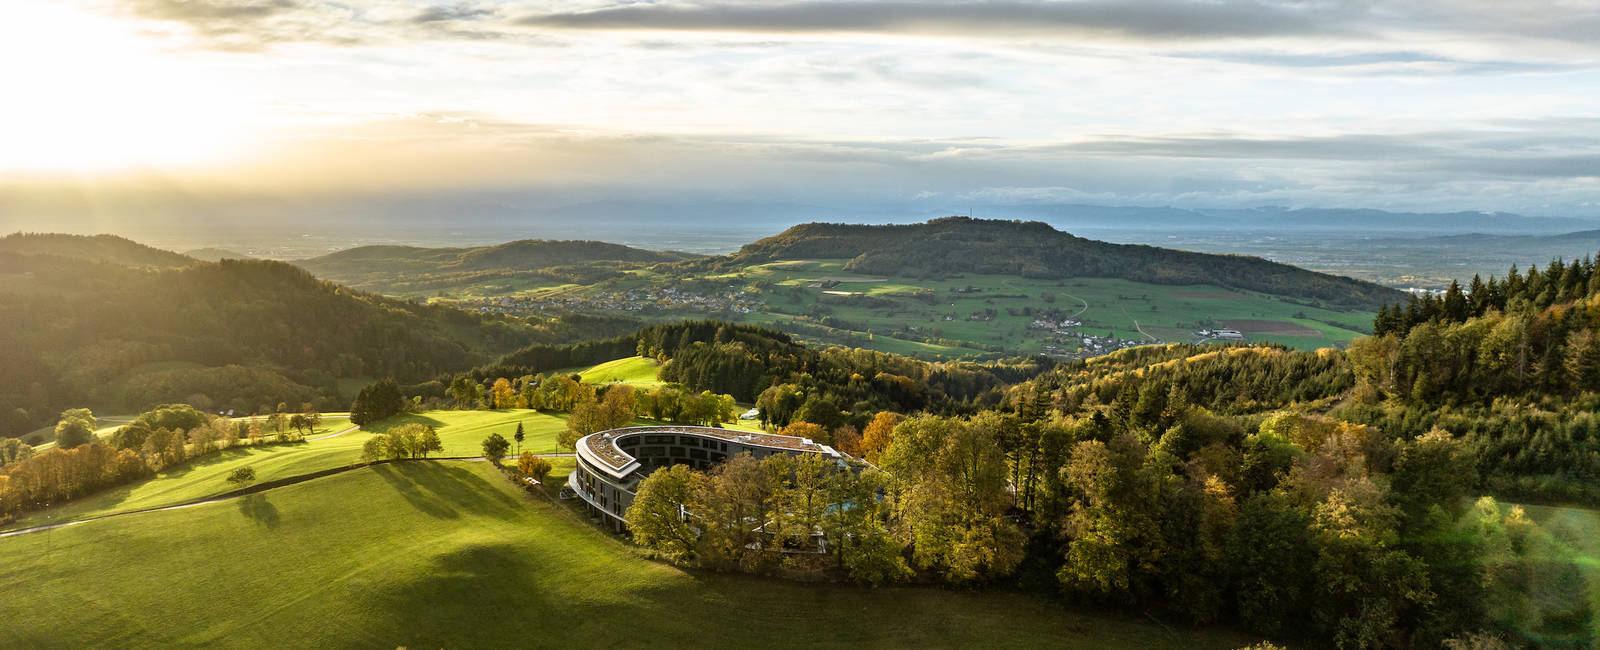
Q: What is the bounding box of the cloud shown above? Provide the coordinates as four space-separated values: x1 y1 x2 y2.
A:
411 3 498 24
521 1 1353 41
519 0 1600 64
119 0 368 49
117 0 521 49
6 112 1596 219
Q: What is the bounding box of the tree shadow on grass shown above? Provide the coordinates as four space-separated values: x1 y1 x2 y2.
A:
359 413 447 435
0 445 290 531
374 464 460 519
236 493 281 529
372 461 527 520
361 542 562 647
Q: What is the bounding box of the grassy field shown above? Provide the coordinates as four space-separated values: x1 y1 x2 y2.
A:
25 414 350 451
733 261 1373 355
441 258 1377 360
23 417 138 449
577 355 665 387
0 411 553 532
2 409 764 533
0 460 1257 648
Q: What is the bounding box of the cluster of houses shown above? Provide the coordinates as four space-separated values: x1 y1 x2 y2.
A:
457 287 761 316
1039 332 1152 358
1031 317 1083 329
1029 317 1157 358
1196 328 1247 342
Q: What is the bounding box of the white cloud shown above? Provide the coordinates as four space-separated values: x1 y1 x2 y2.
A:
0 0 1592 220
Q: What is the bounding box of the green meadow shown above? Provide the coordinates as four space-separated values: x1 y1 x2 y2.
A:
491 259 1377 360
0 459 1257 648
734 261 1373 354
576 355 667 387
1 403 762 534
0 410 553 532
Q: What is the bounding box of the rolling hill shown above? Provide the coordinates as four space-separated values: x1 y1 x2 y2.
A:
295 239 697 295
0 233 195 268
0 250 549 435
183 247 252 261
0 458 1250 648
703 217 1403 308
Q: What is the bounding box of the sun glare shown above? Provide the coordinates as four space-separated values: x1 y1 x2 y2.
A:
0 3 256 175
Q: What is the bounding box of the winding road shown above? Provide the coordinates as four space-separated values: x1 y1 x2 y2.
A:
1121 306 1160 342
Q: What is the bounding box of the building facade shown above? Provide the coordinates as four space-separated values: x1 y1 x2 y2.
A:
568 425 842 532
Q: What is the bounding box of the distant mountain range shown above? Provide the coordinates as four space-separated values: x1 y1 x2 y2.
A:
1372 229 1600 250
972 205 1600 236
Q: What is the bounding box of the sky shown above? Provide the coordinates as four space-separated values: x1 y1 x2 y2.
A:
1 0 1599 238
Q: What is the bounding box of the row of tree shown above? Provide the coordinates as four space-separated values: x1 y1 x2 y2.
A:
1376 255 1600 336
0 404 321 519
359 423 443 462
631 399 1528 647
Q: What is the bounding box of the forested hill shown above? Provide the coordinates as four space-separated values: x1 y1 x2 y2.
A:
702 217 1403 308
298 239 691 276
0 233 195 268
0 252 550 435
294 239 696 295
455 320 1054 422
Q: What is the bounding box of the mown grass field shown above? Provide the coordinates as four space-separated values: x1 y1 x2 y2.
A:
0 411 552 532
26 414 350 451
2 408 761 533
0 460 1257 648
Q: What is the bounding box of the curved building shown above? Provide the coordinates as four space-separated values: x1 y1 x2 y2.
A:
568 425 842 532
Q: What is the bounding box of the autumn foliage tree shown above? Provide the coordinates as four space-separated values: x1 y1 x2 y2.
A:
54 408 97 450
859 411 901 462
517 451 552 485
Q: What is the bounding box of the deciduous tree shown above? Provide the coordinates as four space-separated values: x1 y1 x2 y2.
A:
860 411 901 463
54 408 96 450
226 466 256 489
626 464 701 563
481 432 510 464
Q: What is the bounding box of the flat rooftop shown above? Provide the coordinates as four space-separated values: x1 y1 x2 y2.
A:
579 425 839 477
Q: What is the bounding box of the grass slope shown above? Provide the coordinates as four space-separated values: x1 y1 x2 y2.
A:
3 409 758 533
577 356 664 387
0 411 555 532
0 461 1254 648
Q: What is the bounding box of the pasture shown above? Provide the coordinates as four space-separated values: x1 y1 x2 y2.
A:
0 460 1257 648
577 355 665 387
0 410 556 532
725 260 1374 356
2 408 760 534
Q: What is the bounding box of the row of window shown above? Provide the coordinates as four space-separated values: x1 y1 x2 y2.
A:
624 434 732 452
